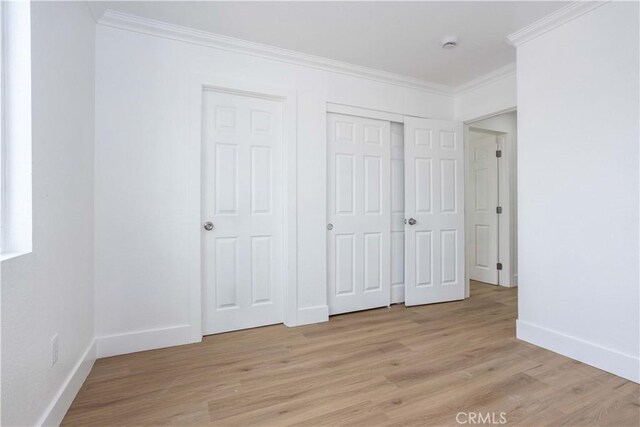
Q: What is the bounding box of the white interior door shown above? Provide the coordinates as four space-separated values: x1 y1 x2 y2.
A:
404 117 465 305
468 133 499 285
202 89 284 334
327 113 391 315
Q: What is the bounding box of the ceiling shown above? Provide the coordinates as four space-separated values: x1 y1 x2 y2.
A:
89 1 566 88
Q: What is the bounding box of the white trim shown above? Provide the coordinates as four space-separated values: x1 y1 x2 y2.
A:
189 75 298 336
455 63 516 95
496 133 512 287
97 10 453 97
507 1 609 47
464 107 517 126
463 125 470 298
0 0 4 253
96 325 192 358
517 320 639 383
37 340 96 427
0 250 29 262
326 102 406 123
95 10 526 99
296 305 329 326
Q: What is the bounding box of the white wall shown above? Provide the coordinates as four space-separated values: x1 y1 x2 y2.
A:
455 65 516 122
94 23 454 355
469 111 518 286
516 2 639 382
1 2 96 425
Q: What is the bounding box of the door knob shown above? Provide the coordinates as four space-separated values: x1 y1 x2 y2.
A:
327 223 334 230
203 221 214 231
408 218 417 226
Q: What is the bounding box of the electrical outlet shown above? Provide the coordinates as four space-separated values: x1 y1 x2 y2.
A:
51 334 59 366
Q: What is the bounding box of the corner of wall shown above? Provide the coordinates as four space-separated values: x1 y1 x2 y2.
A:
37 340 97 426
454 66 517 122
517 320 639 383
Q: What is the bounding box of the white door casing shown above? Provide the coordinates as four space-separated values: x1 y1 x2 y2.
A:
327 113 391 315
404 117 465 305
468 133 499 285
202 89 284 334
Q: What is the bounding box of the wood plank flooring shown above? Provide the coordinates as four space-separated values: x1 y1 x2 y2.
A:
63 282 639 426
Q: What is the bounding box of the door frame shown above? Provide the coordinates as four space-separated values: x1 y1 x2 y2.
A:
463 108 516 297
189 75 298 341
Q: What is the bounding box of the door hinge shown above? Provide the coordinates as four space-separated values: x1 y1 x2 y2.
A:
496 206 502 214
497 262 503 270
496 150 502 158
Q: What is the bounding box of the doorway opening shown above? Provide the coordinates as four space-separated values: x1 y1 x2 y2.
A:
465 111 518 293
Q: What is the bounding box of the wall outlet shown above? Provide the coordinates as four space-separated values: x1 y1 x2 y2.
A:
51 334 59 366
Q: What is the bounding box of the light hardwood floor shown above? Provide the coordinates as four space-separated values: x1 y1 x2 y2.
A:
63 282 639 426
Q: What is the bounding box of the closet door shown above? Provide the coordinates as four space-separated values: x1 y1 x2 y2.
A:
404 117 465 305
327 113 391 315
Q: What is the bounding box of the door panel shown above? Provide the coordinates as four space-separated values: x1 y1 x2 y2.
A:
328 113 391 315
415 231 433 287
364 232 382 291
390 122 405 303
404 117 465 305
468 134 499 284
202 90 284 334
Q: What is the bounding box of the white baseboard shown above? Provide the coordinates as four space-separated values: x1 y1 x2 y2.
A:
296 305 329 326
501 282 518 288
37 340 96 427
517 320 639 383
391 284 405 304
96 325 192 358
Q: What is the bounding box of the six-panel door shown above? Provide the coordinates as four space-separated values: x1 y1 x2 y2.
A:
404 117 465 305
469 133 499 285
203 103 465 331
327 113 391 315
202 90 284 334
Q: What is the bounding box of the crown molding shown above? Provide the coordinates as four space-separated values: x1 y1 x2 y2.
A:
97 9 522 98
454 62 516 95
97 10 455 97
508 1 609 47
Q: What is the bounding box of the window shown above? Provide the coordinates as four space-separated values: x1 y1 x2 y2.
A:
1 0 32 259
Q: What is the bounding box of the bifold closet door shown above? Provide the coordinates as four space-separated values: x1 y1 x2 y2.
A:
202 89 284 335
327 113 391 315
404 117 465 305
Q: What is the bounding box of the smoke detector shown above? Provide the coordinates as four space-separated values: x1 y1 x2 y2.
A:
441 36 458 49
